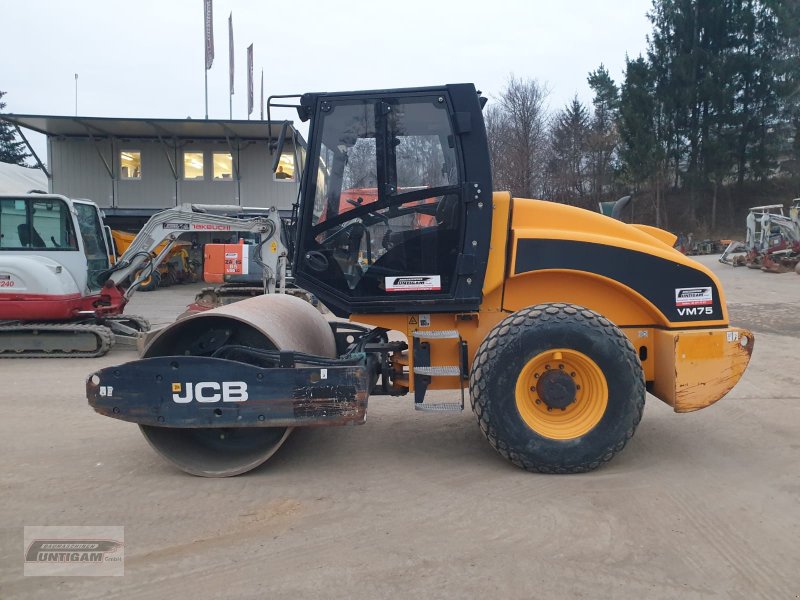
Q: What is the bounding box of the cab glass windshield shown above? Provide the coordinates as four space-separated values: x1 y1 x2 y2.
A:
303 95 462 296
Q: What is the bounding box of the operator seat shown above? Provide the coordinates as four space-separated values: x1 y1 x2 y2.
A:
18 224 46 248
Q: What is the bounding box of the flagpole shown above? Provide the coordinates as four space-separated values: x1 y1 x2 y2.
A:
228 12 234 120
246 43 253 121
203 0 214 119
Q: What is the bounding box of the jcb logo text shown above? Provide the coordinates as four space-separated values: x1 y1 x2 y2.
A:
172 381 248 403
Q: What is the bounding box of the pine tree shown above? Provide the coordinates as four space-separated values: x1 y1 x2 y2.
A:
619 58 658 186
587 64 620 202
769 0 800 185
0 90 31 166
548 97 591 204
618 56 666 225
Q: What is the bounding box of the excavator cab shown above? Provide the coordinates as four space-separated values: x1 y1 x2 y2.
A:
292 84 493 317
0 195 110 296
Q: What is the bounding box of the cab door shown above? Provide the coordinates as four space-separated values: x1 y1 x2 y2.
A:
294 84 493 317
72 200 112 291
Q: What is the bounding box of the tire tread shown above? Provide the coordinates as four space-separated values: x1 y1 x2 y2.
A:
469 303 645 474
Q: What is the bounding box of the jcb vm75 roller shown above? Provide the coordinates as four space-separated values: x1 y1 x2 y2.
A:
87 84 754 477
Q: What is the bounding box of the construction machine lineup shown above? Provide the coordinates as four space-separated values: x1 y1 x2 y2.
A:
3 83 756 476
719 199 800 273
0 198 287 357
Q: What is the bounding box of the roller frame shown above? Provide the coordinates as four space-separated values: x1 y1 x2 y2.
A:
87 355 370 428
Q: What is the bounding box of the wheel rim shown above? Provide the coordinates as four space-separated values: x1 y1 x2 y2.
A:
136 270 154 287
515 348 608 440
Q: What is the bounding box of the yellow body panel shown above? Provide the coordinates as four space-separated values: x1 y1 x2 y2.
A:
630 224 678 247
503 269 667 327
622 328 654 381
652 327 754 412
507 198 729 327
355 196 753 412
480 191 512 311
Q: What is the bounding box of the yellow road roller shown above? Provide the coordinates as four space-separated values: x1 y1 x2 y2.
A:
87 84 753 476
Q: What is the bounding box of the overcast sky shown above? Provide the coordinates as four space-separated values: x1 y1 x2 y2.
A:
2 0 654 161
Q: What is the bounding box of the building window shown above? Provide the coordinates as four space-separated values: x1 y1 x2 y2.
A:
213 152 233 180
274 150 296 182
183 152 205 180
120 150 141 179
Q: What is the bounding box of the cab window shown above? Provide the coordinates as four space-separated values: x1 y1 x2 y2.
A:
73 202 111 289
302 96 462 298
0 198 78 250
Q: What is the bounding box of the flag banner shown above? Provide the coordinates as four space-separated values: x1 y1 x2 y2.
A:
247 44 254 116
204 0 214 70
228 12 234 95
260 69 264 120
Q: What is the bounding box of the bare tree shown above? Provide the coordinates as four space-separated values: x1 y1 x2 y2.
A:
487 76 550 198
485 104 511 191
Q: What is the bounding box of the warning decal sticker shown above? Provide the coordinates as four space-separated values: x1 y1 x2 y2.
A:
675 287 713 307
385 276 441 293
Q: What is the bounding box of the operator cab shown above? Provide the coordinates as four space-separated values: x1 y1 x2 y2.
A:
0 195 111 292
292 84 493 317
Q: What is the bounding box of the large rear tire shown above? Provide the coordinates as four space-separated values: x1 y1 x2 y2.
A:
469 303 645 473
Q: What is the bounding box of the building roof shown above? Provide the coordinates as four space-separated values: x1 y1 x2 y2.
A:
1 114 302 143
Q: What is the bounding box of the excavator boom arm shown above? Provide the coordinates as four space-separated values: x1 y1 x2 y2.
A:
105 204 284 292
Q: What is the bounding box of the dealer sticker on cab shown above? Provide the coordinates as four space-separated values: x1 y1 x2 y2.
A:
675 286 713 307
385 275 441 292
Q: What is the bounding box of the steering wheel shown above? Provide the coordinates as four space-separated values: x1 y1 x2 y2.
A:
346 197 391 226
435 195 457 226
319 221 364 245
304 250 329 272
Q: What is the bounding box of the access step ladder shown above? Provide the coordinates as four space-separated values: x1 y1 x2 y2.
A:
411 329 468 412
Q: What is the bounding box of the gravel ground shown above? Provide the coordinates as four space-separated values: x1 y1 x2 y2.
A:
1 256 798 599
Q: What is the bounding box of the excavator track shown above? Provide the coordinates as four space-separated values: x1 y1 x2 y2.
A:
107 314 151 332
0 322 114 358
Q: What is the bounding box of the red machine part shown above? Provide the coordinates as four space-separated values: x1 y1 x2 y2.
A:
0 281 127 321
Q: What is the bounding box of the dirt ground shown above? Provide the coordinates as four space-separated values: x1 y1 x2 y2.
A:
1 257 799 599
